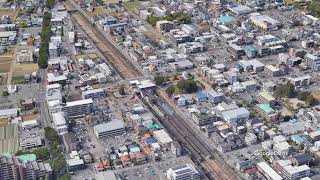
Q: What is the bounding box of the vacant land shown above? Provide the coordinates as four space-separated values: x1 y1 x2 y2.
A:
312 91 320 101
0 53 14 73
123 2 142 11
0 8 16 20
13 64 38 76
75 53 99 60
11 76 25 84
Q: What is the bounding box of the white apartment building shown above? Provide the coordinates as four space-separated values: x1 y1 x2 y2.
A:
273 141 293 157
52 112 68 135
166 164 200 180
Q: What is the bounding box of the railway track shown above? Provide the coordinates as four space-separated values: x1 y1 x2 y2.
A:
139 91 239 180
66 3 142 79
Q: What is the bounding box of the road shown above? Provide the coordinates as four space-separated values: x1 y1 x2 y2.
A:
38 68 51 127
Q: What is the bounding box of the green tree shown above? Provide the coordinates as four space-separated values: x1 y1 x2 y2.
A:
59 173 71 180
119 86 126 95
2 91 9 96
166 85 175 96
283 115 291 122
33 148 50 160
308 0 320 17
274 83 295 99
49 155 67 172
154 75 165 85
176 79 198 94
44 127 60 144
297 91 318 106
38 12 52 69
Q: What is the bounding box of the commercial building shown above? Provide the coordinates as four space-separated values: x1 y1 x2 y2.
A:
305 53 320 71
250 13 281 30
244 45 258 58
67 158 85 172
264 65 281 77
191 110 215 127
257 162 283 180
207 90 224 104
256 91 276 104
274 160 310 180
288 75 311 87
82 88 105 99
20 129 44 149
255 104 279 122
93 120 126 140
0 31 17 46
273 141 293 157
178 42 204 54
241 80 257 91
156 20 174 33
97 63 112 77
153 129 173 147
0 108 18 119
46 83 62 103
0 155 53 180
52 112 68 135
220 107 250 125
62 99 93 118
238 59 264 72
169 60 194 70
228 43 245 58
227 5 252 15
16 50 33 63
166 164 200 180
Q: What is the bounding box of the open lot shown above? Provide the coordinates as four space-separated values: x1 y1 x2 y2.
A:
0 53 14 73
123 2 142 11
75 53 99 61
0 8 16 20
13 63 38 76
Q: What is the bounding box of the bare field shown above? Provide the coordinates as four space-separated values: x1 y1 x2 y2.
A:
0 54 14 73
0 8 17 20
312 91 320 101
87 6 109 17
75 53 99 60
13 63 38 76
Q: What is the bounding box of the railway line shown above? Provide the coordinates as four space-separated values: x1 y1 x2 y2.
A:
64 2 239 179
139 90 239 180
66 3 142 79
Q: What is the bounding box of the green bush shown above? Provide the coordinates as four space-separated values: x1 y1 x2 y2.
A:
275 83 295 99
175 79 198 94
